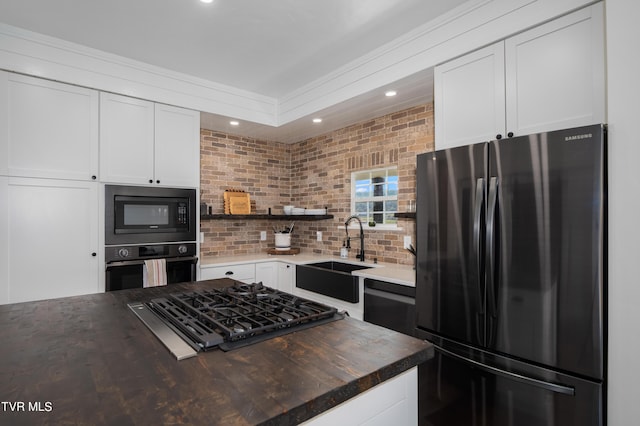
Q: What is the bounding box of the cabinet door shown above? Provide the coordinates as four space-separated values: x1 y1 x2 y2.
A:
5 178 99 303
505 3 605 135
0 72 7 176
99 93 155 185
0 176 8 304
277 262 294 294
256 262 278 288
3 74 99 180
154 104 200 187
434 43 506 149
200 263 255 283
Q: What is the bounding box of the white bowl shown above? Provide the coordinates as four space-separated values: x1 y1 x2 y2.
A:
305 208 326 215
283 205 294 215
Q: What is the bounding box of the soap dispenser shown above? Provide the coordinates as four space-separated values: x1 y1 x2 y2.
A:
340 241 348 258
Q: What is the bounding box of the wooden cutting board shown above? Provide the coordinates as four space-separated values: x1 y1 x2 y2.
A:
267 248 300 255
224 190 251 214
229 193 251 214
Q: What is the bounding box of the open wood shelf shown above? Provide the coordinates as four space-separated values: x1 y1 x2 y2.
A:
394 212 416 219
201 214 334 221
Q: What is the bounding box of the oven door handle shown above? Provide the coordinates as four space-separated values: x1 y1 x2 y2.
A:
106 256 198 268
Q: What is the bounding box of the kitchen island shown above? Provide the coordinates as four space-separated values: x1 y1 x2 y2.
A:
0 279 431 425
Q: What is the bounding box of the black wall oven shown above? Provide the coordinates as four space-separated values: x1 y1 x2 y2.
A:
105 185 196 245
105 243 197 291
105 185 198 291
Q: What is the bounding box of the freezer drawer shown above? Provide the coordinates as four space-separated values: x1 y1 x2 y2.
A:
419 339 603 426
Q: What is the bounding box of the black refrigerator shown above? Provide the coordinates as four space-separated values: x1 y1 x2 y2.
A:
415 124 606 425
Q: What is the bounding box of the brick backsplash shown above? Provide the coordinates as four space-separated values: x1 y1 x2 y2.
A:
200 103 435 264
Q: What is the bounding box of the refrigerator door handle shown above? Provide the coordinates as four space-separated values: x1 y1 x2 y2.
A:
433 343 576 396
486 177 498 318
473 178 485 314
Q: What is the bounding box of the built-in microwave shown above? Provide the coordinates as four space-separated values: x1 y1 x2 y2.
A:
105 185 197 245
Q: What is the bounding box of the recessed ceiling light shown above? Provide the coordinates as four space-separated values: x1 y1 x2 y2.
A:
230 120 239 126
385 90 397 97
200 0 213 3
312 118 322 123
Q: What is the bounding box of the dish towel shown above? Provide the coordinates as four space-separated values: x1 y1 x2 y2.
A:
143 259 167 288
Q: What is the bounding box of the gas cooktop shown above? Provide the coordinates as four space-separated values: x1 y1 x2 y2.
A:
129 281 344 359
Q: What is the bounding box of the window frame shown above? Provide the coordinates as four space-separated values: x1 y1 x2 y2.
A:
350 166 399 229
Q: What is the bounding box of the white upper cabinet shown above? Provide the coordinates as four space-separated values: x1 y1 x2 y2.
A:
154 103 200 188
434 43 506 149
99 93 155 185
0 73 99 180
435 3 605 149
504 4 605 136
99 95 200 188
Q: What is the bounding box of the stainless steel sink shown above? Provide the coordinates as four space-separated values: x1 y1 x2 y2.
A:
295 261 372 303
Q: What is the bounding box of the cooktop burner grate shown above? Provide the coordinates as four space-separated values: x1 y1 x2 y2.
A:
146 281 342 351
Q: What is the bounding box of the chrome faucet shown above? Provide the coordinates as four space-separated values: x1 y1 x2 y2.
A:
345 215 365 261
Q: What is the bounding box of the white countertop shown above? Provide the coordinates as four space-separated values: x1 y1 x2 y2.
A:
200 252 416 287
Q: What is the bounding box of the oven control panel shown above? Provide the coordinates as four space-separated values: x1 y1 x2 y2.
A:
105 243 197 263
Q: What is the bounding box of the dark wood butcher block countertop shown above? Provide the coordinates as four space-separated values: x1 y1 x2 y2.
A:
0 279 432 425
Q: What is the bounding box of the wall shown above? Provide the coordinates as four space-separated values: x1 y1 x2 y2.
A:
199 103 434 264
605 1 640 425
199 131 291 257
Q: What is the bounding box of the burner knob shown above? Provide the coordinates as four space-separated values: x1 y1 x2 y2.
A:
118 248 130 258
178 245 188 255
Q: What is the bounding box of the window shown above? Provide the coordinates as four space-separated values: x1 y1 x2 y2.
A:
351 166 398 226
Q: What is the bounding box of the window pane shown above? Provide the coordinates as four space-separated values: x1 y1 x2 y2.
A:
355 185 370 198
351 166 398 225
372 182 385 196
387 182 398 195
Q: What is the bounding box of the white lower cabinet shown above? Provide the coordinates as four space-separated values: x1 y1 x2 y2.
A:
0 177 100 304
200 263 256 284
255 261 278 288
277 262 294 293
256 261 294 292
303 367 418 426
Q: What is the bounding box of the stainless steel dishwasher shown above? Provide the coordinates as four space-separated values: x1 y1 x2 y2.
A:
363 278 416 337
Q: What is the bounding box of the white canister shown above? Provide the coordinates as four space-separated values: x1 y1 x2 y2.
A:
340 247 348 258
275 233 291 250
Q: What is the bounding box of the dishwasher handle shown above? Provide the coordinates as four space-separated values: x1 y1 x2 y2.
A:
364 287 415 306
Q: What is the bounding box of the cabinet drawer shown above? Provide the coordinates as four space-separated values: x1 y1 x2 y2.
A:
200 264 255 281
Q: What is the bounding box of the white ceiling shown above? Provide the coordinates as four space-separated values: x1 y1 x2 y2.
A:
0 0 468 142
